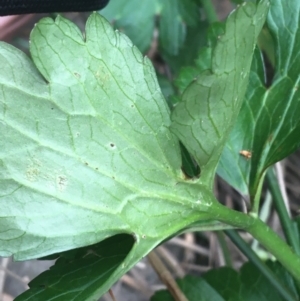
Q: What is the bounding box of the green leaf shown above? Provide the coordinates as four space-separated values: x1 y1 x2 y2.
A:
174 47 212 95
15 234 134 301
238 261 299 301
173 23 227 96
204 261 298 301
156 73 175 108
161 18 209 75
170 0 269 187
151 275 225 301
0 12 220 300
203 267 242 300
101 0 201 56
100 0 156 53
218 0 300 199
151 261 299 301
101 0 209 75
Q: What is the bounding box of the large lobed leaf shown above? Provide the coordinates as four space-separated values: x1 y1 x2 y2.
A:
218 0 300 198
0 13 217 260
0 12 218 300
171 0 269 187
0 1 268 299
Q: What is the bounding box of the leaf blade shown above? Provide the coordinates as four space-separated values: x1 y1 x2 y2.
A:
218 0 300 198
0 13 216 262
171 1 269 187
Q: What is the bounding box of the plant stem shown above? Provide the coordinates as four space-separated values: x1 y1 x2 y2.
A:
266 167 300 255
225 230 298 301
200 0 218 23
250 169 266 215
205 201 300 283
216 231 233 267
247 218 300 284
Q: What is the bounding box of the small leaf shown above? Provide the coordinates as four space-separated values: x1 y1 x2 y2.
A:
151 275 225 301
101 0 200 55
239 261 298 301
171 0 269 187
100 0 156 53
218 0 300 198
203 267 242 300
101 1 209 76
15 234 134 301
151 261 298 301
161 18 209 74
174 47 212 95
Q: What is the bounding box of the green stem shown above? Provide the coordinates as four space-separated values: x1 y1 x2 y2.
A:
250 169 266 215
205 201 300 283
200 0 218 23
266 168 300 255
216 231 233 267
225 229 298 301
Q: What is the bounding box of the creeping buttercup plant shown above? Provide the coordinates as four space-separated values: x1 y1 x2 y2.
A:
1 0 300 300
